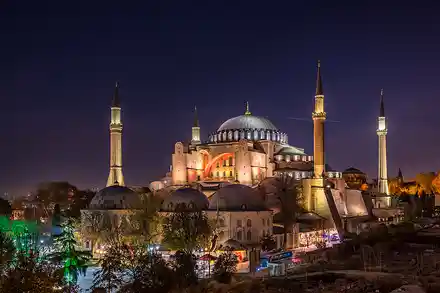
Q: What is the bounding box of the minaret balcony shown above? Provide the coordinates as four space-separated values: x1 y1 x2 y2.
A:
312 112 326 119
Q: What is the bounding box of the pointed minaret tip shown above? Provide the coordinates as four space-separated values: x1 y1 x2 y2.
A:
193 105 199 127
112 81 120 107
244 101 252 115
315 60 323 96
380 88 385 117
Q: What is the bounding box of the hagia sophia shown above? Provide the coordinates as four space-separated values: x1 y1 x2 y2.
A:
81 61 405 256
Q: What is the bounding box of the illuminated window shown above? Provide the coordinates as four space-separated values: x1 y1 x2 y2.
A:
234 130 239 140
228 131 233 141
246 131 251 140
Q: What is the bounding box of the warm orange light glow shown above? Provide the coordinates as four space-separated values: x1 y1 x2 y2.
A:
203 153 234 177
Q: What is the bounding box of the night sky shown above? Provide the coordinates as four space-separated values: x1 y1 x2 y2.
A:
2 1 440 196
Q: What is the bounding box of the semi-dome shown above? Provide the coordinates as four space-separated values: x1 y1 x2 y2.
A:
89 185 141 209
161 187 209 211
275 146 305 156
209 184 267 211
218 115 278 132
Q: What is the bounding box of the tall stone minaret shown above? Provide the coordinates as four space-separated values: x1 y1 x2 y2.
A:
106 82 125 187
377 89 389 194
191 106 201 145
312 60 326 178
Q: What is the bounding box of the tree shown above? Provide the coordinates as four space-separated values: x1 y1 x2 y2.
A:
50 217 91 287
93 241 174 293
91 239 125 292
273 174 304 249
0 251 65 293
0 231 15 275
126 192 162 245
162 206 212 254
212 250 238 284
172 251 198 289
260 234 276 252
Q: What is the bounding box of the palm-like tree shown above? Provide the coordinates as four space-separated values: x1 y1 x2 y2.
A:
271 174 304 249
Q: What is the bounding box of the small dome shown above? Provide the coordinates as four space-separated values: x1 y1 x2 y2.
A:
275 146 305 156
218 115 278 132
343 167 365 175
161 188 209 211
209 184 266 211
89 185 141 209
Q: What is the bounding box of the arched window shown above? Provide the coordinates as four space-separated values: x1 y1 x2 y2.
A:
240 131 245 140
253 130 258 140
236 230 242 240
229 170 233 177
260 130 265 139
246 230 252 241
246 131 251 140
234 130 239 140
246 219 252 227
228 131 233 141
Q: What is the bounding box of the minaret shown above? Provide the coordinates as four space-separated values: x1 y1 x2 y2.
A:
377 89 389 194
191 106 201 145
312 60 326 178
106 82 125 187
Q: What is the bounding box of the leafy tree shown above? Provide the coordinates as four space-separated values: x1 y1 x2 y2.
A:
126 192 162 245
0 231 15 274
172 251 198 289
0 251 64 293
50 217 91 286
212 250 238 284
260 234 276 252
273 174 304 249
121 247 174 293
91 239 125 292
162 206 212 254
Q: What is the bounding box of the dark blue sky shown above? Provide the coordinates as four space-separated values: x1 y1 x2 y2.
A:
2 1 440 195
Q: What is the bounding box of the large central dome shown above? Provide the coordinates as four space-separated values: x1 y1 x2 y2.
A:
218 115 278 132
209 103 288 144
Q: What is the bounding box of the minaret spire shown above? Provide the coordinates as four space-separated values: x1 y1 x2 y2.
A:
315 60 323 96
112 81 120 107
107 81 125 187
244 101 252 115
380 88 385 117
193 106 199 127
377 88 389 194
191 106 201 145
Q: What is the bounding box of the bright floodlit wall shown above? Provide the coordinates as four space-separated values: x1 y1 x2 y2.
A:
345 189 369 216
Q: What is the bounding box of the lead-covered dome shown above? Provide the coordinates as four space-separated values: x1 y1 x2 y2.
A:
209 106 288 144
161 187 209 211
89 185 141 209
209 184 267 211
218 115 278 132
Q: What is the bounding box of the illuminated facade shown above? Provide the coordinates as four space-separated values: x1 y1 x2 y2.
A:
377 89 389 194
107 82 125 187
172 102 314 187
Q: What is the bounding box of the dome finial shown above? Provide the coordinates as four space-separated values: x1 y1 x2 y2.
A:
244 101 251 115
